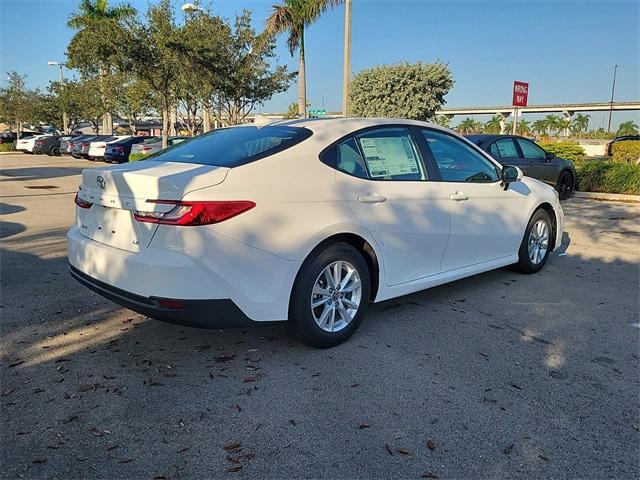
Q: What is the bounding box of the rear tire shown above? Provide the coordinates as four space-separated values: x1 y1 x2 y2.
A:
513 209 552 274
51 146 60 156
289 243 371 348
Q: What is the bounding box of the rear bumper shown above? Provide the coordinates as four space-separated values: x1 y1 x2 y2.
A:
69 265 270 328
104 154 128 163
67 226 296 323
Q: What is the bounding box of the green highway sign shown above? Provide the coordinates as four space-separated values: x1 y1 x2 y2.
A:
308 109 327 118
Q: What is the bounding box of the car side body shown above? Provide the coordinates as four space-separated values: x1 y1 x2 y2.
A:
466 134 576 199
68 118 564 346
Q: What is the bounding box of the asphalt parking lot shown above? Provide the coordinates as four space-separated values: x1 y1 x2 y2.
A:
1 153 638 480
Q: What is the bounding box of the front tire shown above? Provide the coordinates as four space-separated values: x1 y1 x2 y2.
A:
556 170 574 200
289 243 371 348
513 209 552 274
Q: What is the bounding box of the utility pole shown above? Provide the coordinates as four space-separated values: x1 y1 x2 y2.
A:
48 61 69 134
607 64 617 133
341 0 352 117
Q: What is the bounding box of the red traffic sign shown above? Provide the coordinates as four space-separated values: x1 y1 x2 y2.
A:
512 81 529 107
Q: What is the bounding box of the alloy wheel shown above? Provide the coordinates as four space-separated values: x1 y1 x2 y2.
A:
311 261 362 333
528 219 549 264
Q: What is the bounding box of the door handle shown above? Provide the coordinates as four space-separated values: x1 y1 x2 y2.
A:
448 191 469 201
357 194 387 204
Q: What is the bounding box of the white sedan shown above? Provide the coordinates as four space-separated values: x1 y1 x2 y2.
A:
15 134 50 153
68 118 564 348
88 136 131 161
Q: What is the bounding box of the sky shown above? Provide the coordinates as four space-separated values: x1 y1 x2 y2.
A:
1 0 639 129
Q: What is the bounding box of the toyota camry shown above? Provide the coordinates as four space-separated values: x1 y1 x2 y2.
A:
68 118 564 348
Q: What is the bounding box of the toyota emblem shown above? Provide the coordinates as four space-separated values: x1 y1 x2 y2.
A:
96 176 106 189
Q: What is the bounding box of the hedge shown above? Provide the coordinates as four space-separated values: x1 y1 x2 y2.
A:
611 140 640 164
537 142 585 163
128 153 147 162
576 161 640 195
0 143 15 152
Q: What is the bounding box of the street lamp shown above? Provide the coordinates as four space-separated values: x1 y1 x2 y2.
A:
48 61 69 134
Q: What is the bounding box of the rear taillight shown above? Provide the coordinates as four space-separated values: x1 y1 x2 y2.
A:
134 200 255 226
74 193 92 209
142 146 152 151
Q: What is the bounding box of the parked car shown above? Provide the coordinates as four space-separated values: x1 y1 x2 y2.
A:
69 118 564 348
33 135 71 156
0 132 19 145
130 136 188 157
104 136 153 163
605 135 640 156
466 134 576 199
72 135 111 159
16 134 51 154
88 136 132 161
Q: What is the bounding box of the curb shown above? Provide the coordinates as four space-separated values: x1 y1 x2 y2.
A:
573 191 640 203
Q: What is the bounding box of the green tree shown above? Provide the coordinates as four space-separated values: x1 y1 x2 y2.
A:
434 115 450 128
348 62 454 121
0 71 30 136
266 0 342 118
283 102 299 119
457 117 477 135
557 118 571 138
571 113 590 136
517 119 531 136
62 77 107 133
616 120 639 136
544 114 561 137
118 0 183 147
67 0 136 134
532 119 547 137
484 115 503 134
185 11 295 126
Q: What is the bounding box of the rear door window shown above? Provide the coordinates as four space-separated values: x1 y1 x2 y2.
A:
491 138 520 158
150 126 312 167
354 127 426 181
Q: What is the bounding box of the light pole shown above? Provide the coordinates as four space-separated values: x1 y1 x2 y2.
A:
607 64 617 133
48 61 69 134
342 0 352 117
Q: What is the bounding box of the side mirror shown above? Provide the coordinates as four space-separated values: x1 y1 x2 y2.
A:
545 151 555 161
502 165 523 190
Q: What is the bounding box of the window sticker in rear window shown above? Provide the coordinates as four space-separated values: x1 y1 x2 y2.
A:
358 135 422 179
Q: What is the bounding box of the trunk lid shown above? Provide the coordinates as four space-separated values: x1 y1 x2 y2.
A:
77 161 230 252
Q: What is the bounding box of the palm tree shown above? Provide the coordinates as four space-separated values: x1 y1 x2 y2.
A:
68 0 135 29
517 119 531 136
68 0 136 134
616 120 639 136
557 118 571 138
435 115 450 128
571 113 590 137
532 119 547 138
544 114 561 137
504 121 514 134
266 0 342 118
457 118 477 135
484 115 503 134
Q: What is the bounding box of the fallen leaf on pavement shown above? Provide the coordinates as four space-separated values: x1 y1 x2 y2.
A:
396 448 413 457
32 458 47 464
385 444 394 455
421 472 439 479
224 442 242 452
227 466 242 473
427 440 436 451
358 423 370 429
503 444 513 455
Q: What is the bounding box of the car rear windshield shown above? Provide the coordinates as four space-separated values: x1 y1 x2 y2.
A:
149 126 312 167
